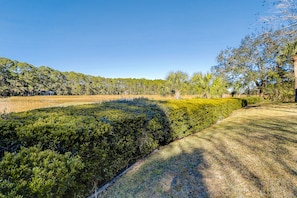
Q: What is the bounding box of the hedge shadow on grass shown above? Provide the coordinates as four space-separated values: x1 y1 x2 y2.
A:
189 105 297 197
99 140 210 198
0 98 174 197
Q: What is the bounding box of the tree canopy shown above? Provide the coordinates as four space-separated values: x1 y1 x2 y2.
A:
0 57 168 97
0 57 230 99
211 0 297 101
212 29 296 101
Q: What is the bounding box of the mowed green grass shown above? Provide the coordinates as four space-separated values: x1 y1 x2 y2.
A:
99 103 297 198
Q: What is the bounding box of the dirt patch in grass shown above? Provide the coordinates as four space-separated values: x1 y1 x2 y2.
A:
99 103 297 198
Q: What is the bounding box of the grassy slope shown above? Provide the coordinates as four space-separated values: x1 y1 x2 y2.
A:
99 103 297 198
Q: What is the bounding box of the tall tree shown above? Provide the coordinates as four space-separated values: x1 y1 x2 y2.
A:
262 0 297 101
278 40 297 102
209 74 228 98
0 58 14 96
262 0 297 34
165 71 189 99
213 30 289 98
190 72 209 98
8 61 37 96
190 72 227 98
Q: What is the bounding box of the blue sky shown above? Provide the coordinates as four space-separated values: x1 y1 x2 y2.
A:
1 0 267 79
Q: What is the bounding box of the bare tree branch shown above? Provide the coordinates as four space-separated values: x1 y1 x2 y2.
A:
261 0 297 34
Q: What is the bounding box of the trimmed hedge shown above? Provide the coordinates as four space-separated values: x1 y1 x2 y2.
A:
0 146 84 198
160 98 253 140
0 97 260 197
0 99 171 197
244 96 262 105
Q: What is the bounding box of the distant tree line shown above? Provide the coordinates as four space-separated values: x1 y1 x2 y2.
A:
0 57 168 96
0 57 229 98
3 25 297 102
2 1 297 101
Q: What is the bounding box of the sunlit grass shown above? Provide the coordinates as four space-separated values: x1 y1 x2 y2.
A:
0 95 196 113
99 103 297 198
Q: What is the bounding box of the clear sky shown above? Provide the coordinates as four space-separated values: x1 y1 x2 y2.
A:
1 0 267 80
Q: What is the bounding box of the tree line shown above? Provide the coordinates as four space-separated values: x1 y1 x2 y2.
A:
2 1 297 101
0 57 228 98
1 29 296 101
0 57 166 96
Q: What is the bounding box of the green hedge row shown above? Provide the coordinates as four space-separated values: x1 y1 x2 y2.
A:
0 99 171 197
161 98 244 139
0 97 260 197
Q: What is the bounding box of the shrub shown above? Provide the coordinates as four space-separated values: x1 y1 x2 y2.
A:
160 98 244 139
0 97 260 197
0 146 84 198
243 96 262 105
0 99 171 196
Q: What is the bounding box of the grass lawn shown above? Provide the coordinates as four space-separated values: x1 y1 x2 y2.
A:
99 103 297 198
0 95 195 113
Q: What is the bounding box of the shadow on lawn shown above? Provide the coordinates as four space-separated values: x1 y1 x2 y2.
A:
99 140 210 198
193 110 297 197
151 142 210 198
100 104 297 198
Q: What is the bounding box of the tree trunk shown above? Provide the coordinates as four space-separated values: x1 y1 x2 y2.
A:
174 89 181 99
293 55 297 102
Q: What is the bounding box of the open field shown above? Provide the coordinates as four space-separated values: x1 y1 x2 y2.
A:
99 103 297 198
0 95 196 113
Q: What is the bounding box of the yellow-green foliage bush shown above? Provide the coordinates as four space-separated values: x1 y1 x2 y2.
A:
160 98 245 139
0 97 260 197
0 146 84 198
244 96 262 105
0 99 171 197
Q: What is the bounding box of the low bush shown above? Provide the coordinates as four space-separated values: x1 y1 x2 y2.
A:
160 98 246 139
0 146 84 198
243 96 262 105
0 99 171 196
0 97 261 197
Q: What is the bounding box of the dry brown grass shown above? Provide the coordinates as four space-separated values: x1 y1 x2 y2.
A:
0 95 196 113
99 103 297 198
